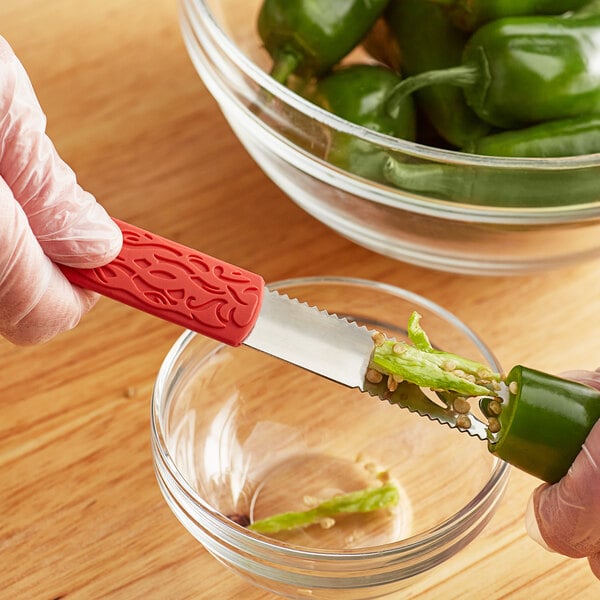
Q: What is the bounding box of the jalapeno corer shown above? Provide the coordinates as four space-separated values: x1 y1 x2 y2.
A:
258 0 390 84
370 314 600 484
389 11 600 128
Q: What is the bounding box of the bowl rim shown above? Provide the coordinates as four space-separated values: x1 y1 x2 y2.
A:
151 276 511 559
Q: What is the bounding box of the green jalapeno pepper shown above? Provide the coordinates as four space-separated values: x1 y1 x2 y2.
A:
383 157 599 207
258 0 390 84
312 64 415 181
391 12 600 128
486 366 600 483
463 116 600 157
427 0 589 31
385 0 490 148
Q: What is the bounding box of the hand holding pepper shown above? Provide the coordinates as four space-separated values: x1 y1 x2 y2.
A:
526 369 600 580
0 36 122 344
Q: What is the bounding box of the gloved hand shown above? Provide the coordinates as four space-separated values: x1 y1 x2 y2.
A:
0 36 122 345
525 369 600 578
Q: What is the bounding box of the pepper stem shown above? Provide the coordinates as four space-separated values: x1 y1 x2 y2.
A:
269 50 301 85
386 65 478 119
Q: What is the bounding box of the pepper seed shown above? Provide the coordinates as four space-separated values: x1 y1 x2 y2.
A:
487 417 501 433
478 367 493 379
377 470 390 483
387 375 398 392
453 397 471 414
319 517 336 529
508 381 519 395
456 415 472 429
442 359 458 372
487 400 502 415
372 331 386 346
366 368 383 384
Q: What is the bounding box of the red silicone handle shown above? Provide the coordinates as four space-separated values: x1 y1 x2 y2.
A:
60 219 264 346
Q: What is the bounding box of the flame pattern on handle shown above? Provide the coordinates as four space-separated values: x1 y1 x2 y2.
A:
61 220 264 346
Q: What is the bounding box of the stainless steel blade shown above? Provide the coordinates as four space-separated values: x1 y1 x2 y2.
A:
243 290 489 440
243 289 374 388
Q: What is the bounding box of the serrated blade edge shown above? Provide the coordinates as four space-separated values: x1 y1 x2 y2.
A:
362 380 489 440
244 289 488 441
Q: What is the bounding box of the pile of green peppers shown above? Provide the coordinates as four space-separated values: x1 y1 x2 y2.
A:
257 0 600 206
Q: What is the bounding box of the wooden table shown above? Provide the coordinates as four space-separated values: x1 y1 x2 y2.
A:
1 1 598 598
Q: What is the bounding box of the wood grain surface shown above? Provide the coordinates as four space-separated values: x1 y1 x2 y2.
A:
1 1 599 598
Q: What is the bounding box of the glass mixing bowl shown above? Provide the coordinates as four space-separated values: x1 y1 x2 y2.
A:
151 277 510 599
178 0 600 276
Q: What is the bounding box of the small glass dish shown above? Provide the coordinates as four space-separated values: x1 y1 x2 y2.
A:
151 277 510 599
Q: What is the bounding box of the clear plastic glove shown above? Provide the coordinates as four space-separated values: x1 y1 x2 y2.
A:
525 368 600 578
0 36 122 345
